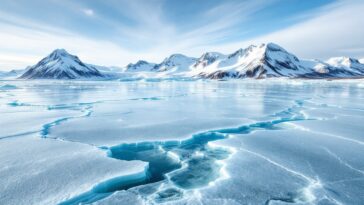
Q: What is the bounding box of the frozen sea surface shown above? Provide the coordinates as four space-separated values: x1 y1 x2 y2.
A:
0 79 363 205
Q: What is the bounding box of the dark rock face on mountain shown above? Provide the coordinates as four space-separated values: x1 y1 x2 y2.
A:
19 49 103 79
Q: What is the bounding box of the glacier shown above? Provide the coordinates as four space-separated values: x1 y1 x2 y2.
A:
0 79 363 205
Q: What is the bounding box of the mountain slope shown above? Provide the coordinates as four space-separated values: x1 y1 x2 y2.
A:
19 49 103 79
125 60 156 72
152 54 196 73
191 43 364 79
99 42 364 80
123 42 364 80
123 54 196 74
0 69 24 78
192 52 226 69
15 43 364 80
325 57 364 75
194 43 313 79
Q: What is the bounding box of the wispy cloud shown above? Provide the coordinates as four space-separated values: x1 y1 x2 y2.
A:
174 1 273 50
216 0 364 60
0 18 138 69
0 0 362 70
109 0 274 57
82 8 94 16
0 0 274 70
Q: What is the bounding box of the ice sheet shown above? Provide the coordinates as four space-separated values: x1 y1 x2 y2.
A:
0 79 363 205
0 135 146 205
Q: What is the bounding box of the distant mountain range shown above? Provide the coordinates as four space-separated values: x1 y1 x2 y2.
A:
0 69 24 78
8 43 364 80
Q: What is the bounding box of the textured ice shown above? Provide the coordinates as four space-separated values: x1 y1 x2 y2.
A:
0 79 363 205
0 135 146 205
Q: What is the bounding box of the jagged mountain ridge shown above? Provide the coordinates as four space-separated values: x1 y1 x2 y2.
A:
152 54 197 73
125 54 197 73
126 60 156 72
125 43 364 79
10 43 364 80
194 43 309 79
192 52 226 69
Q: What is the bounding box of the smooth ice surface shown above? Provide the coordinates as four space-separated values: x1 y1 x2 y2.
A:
0 79 364 205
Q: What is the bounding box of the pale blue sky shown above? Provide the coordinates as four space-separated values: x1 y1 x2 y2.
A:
0 0 363 70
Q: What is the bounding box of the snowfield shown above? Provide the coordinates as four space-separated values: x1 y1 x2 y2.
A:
0 79 364 205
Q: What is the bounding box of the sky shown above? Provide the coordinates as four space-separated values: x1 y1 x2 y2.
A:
0 0 363 71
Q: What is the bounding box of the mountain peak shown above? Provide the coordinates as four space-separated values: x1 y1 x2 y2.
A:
193 52 225 69
152 54 196 72
168 53 188 59
265 42 285 51
45 49 81 63
328 56 360 63
19 49 103 79
52 48 68 54
326 57 364 74
200 52 225 59
48 48 71 58
162 54 195 63
262 42 299 62
129 60 149 67
126 60 156 71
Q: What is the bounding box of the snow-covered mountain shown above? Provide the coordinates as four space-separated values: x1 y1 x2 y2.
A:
0 69 24 78
11 43 364 80
194 43 315 78
19 49 104 79
191 43 364 79
325 57 364 74
125 60 156 72
124 54 196 74
152 54 196 73
192 52 226 69
87 64 123 73
121 43 364 80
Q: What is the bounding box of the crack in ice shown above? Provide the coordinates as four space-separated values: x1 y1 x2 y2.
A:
3 95 340 205
323 147 364 176
58 98 317 204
